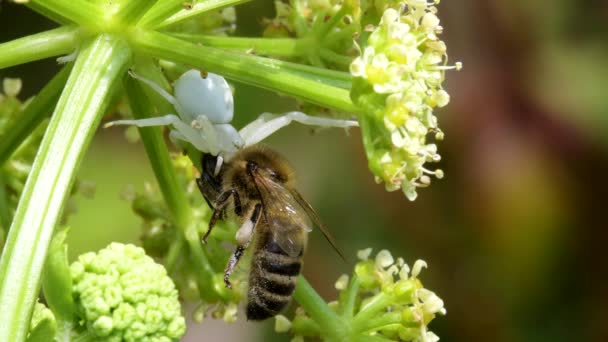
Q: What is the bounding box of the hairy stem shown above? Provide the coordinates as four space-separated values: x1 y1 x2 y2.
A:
0 34 130 341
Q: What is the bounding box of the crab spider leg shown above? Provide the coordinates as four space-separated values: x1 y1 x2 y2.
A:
128 70 179 108
239 111 359 146
104 114 215 153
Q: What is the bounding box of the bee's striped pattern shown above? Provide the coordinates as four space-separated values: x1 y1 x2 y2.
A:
247 232 303 321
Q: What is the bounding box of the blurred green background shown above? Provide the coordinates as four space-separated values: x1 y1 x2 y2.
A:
2 1 608 341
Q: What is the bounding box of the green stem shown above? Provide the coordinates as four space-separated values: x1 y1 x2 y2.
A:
0 26 79 69
338 275 360 319
165 235 185 273
115 0 159 25
124 63 191 230
294 276 348 341
0 176 10 236
352 292 394 328
138 0 186 29
156 0 252 29
0 34 130 342
0 65 72 166
170 34 313 58
131 30 361 114
353 335 396 342
314 5 348 38
355 312 401 334
26 0 104 27
320 48 353 68
291 315 321 336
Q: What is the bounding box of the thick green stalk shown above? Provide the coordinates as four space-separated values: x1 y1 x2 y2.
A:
115 0 159 25
124 61 226 302
156 0 252 29
131 30 361 114
0 34 130 341
0 26 78 69
294 276 348 341
0 65 72 166
26 0 104 27
124 66 191 229
138 0 185 29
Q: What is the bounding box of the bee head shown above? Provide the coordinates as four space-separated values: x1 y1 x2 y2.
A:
239 146 294 185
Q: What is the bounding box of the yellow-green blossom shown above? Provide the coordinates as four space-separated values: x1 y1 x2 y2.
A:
351 2 461 200
278 249 446 341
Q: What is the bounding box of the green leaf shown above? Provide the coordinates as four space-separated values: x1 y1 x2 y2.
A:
0 34 131 341
25 317 56 342
42 228 75 323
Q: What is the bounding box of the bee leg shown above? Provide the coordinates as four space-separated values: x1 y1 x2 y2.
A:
202 189 242 243
224 203 262 288
196 154 223 202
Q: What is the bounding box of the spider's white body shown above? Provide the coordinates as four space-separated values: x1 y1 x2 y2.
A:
106 69 358 162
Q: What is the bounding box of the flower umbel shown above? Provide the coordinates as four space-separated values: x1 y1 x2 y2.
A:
277 249 446 341
351 2 461 200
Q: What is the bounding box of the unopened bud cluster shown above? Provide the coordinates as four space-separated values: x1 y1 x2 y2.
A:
350 1 461 200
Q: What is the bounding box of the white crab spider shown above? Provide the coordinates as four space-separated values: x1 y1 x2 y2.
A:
105 69 359 169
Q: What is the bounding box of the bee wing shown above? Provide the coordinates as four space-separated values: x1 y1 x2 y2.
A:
253 173 345 260
253 174 311 257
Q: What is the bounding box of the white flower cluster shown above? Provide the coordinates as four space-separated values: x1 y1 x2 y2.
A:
359 249 446 342
350 2 461 200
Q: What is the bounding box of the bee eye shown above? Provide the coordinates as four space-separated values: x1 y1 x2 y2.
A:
268 170 284 182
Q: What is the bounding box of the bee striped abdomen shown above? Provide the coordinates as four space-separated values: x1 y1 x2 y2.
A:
247 239 302 320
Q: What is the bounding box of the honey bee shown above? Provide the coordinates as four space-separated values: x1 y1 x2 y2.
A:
197 145 342 320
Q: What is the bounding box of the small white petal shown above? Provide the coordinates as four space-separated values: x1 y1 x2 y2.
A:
375 250 395 268
334 274 349 290
412 259 428 277
274 315 292 333
357 248 373 260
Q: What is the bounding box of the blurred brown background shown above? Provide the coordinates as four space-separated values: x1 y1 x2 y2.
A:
2 1 608 341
